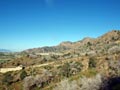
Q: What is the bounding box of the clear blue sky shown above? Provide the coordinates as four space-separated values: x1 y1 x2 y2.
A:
0 0 120 51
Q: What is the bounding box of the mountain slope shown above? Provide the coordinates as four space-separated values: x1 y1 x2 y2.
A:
23 30 120 54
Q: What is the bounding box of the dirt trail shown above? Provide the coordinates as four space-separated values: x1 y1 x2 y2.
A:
0 57 82 73
0 67 22 73
0 62 54 73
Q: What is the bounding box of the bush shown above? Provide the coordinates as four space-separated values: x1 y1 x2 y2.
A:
2 72 13 85
60 62 83 78
53 79 79 90
108 46 120 54
108 60 120 76
53 74 120 90
53 74 103 90
78 74 103 90
23 70 53 90
89 57 96 68
60 63 71 77
20 70 27 80
23 76 35 90
87 42 92 46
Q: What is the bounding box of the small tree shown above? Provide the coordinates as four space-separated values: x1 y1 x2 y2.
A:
89 57 96 68
20 70 27 80
87 42 92 46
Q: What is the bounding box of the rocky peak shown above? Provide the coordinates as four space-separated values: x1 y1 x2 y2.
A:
59 41 73 46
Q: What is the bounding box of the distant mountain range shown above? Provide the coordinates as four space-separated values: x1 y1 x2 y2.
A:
0 49 11 52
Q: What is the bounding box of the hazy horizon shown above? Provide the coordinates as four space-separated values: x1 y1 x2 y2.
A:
0 30 118 52
0 0 120 51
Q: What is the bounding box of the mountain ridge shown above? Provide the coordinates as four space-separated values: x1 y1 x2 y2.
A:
23 30 120 54
0 49 11 52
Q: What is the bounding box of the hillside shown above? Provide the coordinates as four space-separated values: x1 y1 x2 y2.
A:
0 30 120 90
23 30 120 54
1 30 119 67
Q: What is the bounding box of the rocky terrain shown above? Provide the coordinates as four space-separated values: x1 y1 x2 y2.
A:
23 30 120 54
0 30 120 90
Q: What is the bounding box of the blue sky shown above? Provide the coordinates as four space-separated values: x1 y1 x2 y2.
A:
0 0 120 51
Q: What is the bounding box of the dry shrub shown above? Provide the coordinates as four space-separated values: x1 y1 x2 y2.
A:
53 74 104 90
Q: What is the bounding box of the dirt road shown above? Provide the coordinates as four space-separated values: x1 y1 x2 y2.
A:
0 62 54 73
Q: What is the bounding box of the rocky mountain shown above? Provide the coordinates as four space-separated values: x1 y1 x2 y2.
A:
1 30 120 90
23 30 120 54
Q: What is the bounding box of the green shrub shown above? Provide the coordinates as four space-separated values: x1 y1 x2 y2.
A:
87 42 92 46
20 70 27 80
74 62 83 71
60 62 83 78
89 57 96 68
2 72 13 85
60 63 71 77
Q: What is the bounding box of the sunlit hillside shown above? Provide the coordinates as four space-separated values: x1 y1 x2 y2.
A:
0 30 120 90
